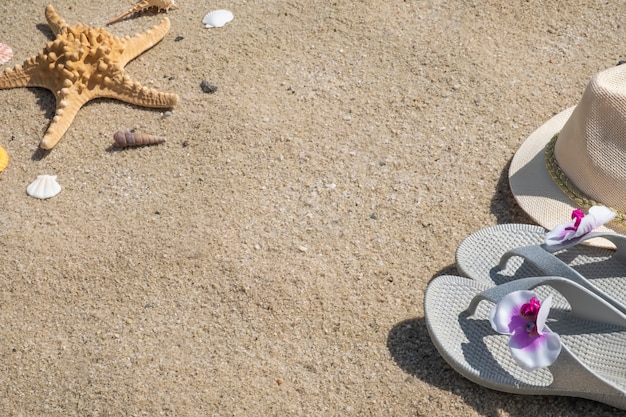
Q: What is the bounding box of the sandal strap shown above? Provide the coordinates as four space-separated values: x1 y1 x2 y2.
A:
542 231 626 260
500 245 626 314
550 346 626 399
466 276 626 327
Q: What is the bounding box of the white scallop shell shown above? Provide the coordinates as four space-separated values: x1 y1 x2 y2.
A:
27 175 62 199
202 10 234 28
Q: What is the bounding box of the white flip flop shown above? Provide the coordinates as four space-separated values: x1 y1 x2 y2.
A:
455 224 626 314
424 274 626 409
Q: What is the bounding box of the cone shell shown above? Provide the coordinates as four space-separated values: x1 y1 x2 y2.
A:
113 131 167 147
26 175 62 199
0 146 8 173
0 43 13 65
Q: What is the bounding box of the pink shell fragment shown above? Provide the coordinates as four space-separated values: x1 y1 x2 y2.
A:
0 43 13 65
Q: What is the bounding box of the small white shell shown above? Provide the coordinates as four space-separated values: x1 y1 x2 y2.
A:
27 175 62 200
202 10 234 28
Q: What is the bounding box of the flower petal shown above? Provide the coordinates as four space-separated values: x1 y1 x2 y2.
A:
577 206 616 235
509 330 562 370
535 294 552 334
489 290 537 334
544 223 576 246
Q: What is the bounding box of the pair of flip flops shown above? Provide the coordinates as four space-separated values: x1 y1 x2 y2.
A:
425 223 626 409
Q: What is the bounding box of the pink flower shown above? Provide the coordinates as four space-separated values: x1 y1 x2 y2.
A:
544 206 615 246
489 290 562 371
565 208 585 231
519 296 540 318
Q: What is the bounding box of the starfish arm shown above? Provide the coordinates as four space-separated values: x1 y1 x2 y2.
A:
45 5 68 35
118 18 171 67
0 64 32 89
0 52 62 91
0 47 77 93
39 93 89 150
100 76 179 108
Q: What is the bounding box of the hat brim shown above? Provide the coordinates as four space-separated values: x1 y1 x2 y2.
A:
509 106 623 242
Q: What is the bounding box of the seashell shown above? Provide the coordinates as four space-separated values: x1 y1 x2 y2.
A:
27 175 62 199
107 0 178 26
202 10 234 28
0 145 8 173
0 43 13 65
113 131 167 147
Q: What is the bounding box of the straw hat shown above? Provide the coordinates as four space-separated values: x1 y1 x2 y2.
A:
510 64 626 237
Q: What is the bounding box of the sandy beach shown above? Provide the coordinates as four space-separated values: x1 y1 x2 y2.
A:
0 1 622 415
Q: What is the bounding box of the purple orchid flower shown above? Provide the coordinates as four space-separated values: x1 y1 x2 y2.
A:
489 290 562 371
544 205 615 246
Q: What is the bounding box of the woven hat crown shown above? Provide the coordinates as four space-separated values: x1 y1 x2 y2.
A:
555 65 626 213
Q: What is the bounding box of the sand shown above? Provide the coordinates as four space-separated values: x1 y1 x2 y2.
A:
0 0 622 415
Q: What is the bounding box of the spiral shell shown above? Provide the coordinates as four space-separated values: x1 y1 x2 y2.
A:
0 145 8 173
107 0 178 26
113 131 167 148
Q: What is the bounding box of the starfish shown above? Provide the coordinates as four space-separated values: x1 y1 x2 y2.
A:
0 4 178 150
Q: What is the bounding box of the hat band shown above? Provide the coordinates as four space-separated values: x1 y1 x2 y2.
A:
545 134 626 224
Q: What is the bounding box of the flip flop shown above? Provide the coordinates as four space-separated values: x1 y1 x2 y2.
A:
424 274 626 409
455 224 626 314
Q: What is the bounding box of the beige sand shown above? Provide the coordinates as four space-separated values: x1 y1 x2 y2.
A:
0 0 621 415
